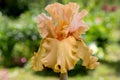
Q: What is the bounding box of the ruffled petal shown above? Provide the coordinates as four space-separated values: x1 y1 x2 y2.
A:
45 3 64 21
63 2 79 22
69 10 89 33
33 2 99 73
54 36 79 73
66 2 79 13
37 13 56 38
32 37 99 72
76 40 99 69
32 36 81 73
41 38 58 69
45 2 79 23
32 40 44 71
42 36 79 73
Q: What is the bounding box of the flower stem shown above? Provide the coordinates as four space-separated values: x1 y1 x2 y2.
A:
60 73 68 80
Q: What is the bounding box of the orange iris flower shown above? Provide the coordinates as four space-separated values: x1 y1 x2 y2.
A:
32 2 99 73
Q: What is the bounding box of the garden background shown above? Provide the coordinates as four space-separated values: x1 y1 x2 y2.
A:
0 0 120 80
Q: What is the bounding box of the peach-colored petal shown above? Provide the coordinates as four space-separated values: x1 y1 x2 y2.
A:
32 37 99 72
45 3 64 21
67 2 79 13
54 36 79 73
41 38 58 69
41 36 79 73
87 56 99 69
37 13 56 38
76 40 99 69
32 39 58 71
32 40 44 71
88 62 99 69
32 36 81 73
32 2 99 73
45 3 88 40
63 2 79 22
69 10 89 33
45 2 79 23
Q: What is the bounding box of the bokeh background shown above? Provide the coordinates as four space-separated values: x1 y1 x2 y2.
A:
0 0 120 80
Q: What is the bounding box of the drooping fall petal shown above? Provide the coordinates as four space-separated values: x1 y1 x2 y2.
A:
32 36 81 73
32 36 99 73
32 40 44 71
41 38 58 69
54 36 79 73
76 40 99 69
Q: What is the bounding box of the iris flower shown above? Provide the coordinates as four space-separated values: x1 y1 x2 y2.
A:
32 2 99 73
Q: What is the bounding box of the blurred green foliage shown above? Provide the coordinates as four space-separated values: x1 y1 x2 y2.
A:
0 0 120 69
0 13 41 67
85 10 120 54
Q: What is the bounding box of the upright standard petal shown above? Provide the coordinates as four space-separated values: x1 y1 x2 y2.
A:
37 13 56 38
63 2 79 23
45 3 64 21
45 2 80 23
69 10 89 33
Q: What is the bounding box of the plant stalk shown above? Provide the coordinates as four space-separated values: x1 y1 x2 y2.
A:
60 73 68 80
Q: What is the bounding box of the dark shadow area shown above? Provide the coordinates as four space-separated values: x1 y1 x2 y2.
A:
34 60 89 77
33 59 120 77
68 64 88 76
34 66 88 77
0 0 29 18
34 68 59 77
